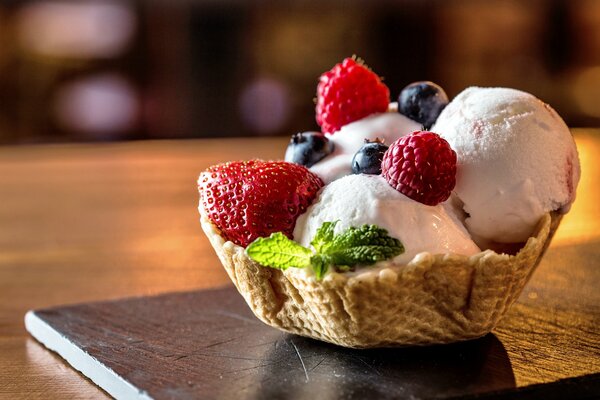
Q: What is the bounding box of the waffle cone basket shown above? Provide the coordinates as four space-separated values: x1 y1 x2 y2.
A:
200 211 561 348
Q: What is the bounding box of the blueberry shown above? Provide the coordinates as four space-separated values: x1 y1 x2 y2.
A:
351 139 389 175
398 81 449 129
285 132 334 168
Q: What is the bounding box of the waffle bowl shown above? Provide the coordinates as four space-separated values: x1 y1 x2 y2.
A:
200 210 562 348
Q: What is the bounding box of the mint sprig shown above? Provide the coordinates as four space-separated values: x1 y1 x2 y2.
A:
245 222 404 280
246 233 313 270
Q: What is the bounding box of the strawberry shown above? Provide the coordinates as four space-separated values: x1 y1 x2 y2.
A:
198 160 323 247
316 57 390 134
381 131 457 206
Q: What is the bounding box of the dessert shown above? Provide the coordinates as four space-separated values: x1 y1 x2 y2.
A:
305 111 420 184
293 174 481 266
398 81 449 129
433 87 580 244
198 57 579 348
199 160 323 248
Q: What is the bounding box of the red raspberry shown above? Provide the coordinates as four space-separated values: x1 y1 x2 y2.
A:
198 160 323 247
381 131 457 206
316 57 390 134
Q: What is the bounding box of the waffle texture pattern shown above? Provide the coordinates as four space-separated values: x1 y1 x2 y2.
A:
200 210 560 348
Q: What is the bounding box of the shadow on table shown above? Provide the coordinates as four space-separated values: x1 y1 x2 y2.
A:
229 333 515 400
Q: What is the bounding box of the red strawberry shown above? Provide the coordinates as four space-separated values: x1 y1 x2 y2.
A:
316 57 390 134
381 131 457 206
198 160 323 247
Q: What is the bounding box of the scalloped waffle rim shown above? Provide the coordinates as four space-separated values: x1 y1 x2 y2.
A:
200 210 561 348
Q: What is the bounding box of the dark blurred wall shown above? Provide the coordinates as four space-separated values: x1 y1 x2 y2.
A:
0 0 599 144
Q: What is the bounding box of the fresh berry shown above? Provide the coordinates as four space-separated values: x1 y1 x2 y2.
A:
316 57 390 134
285 131 334 168
398 81 449 129
198 160 323 247
381 131 456 206
351 139 389 175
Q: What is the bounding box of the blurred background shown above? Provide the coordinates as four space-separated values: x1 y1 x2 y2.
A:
0 0 599 145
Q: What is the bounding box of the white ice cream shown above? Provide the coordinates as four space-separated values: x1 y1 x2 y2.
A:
293 174 480 264
310 107 421 183
433 87 580 243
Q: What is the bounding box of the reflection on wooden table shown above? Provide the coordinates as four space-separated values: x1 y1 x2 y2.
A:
0 130 598 398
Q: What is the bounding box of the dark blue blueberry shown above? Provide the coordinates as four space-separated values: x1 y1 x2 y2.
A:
351 139 389 175
398 81 449 129
285 131 334 168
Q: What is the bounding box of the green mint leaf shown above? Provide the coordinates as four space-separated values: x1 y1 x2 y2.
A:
323 224 404 266
310 220 338 253
246 223 403 280
246 232 312 270
310 254 329 280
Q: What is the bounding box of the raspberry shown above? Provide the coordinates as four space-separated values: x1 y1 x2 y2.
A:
381 131 457 206
198 160 323 247
316 57 390 134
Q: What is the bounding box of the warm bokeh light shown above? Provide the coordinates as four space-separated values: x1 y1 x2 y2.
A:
551 131 600 245
239 78 291 134
16 1 135 59
571 66 600 118
53 74 139 138
2 1 600 143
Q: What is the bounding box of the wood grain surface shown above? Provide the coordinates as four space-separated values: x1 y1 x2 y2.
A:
1 131 599 399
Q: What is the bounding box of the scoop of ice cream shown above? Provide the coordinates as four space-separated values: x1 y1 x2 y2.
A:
433 87 580 243
309 108 421 183
293 174 480 265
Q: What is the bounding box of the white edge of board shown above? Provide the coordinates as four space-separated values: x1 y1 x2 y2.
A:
25 310 153 400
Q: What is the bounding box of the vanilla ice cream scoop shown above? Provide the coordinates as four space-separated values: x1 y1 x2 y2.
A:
293 174 480 264
310 108 421 183
433 87 580 243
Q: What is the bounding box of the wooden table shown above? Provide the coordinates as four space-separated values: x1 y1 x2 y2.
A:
1 131 599 398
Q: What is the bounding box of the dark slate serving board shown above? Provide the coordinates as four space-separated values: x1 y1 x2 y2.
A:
25 286 600 400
